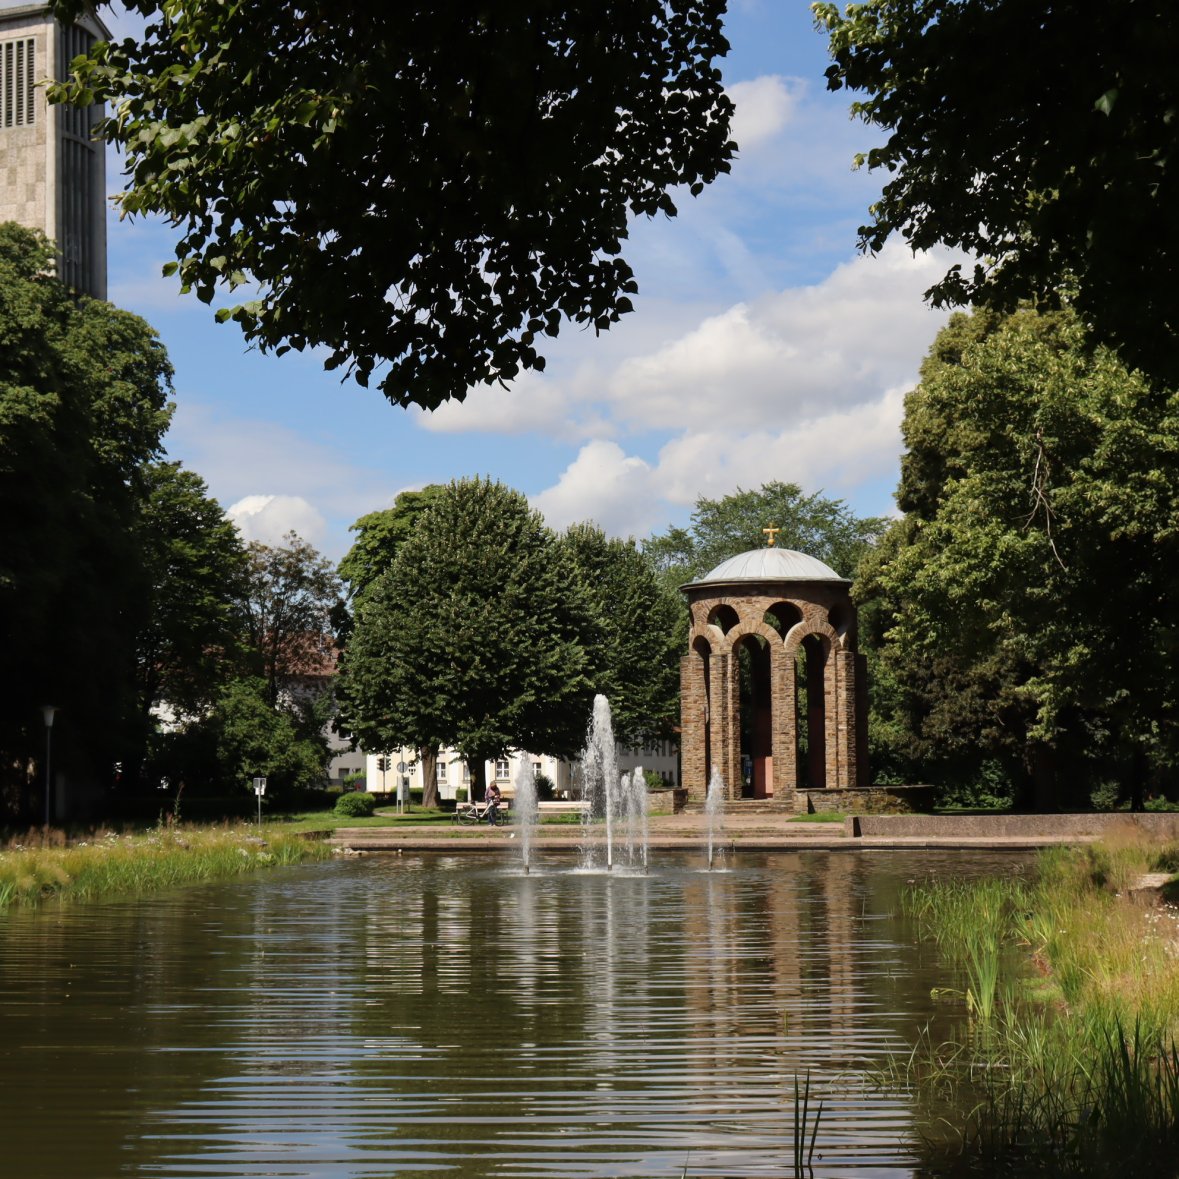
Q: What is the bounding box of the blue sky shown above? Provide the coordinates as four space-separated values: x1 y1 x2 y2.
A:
90 0 957 561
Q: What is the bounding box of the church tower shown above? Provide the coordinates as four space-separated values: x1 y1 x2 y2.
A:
0 3 109 298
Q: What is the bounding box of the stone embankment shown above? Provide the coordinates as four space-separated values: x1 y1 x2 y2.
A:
327 811 1179 854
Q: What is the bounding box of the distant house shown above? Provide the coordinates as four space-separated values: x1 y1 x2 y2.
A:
358 741 679 801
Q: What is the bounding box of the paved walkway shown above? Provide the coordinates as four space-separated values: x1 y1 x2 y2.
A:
327 810 1091 854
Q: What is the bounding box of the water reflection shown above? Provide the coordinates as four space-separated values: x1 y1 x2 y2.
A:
0 851 1028 1177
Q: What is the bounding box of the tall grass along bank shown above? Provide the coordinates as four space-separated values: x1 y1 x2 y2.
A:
0 827 333 909
895 839 1179 1177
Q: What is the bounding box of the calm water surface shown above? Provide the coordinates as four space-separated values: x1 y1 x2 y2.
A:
0 850 1028 1177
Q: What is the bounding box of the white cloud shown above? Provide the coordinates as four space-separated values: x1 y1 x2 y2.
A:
605 242 955 431
530 441 661 537
412 370 594 439
228 494 327 547
653 385 908 506
532 386 906 541
728 75 801 148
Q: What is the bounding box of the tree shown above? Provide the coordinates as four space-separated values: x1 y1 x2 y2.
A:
0 223 173 814
166 677 331 800
336 478 598 800
814 0 1179 390
49 0 735 410
858 307 1179 809
560 524 681 748
644 481 888 590
241 533 342 708
124 461 249 791
337 485 448 801
338 486 448 605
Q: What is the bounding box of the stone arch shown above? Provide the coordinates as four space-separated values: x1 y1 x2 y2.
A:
764 600 804 638
828 600 855 647
795 632 832 790
733 631 774 798
691 634 714 784
707 602 740 635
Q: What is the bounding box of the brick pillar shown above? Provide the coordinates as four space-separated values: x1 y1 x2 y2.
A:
770 642 796 808
833 648 858 791
712 651 741 801
680 654 704 803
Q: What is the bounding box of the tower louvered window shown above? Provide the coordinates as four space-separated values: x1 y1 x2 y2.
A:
1 37 35 128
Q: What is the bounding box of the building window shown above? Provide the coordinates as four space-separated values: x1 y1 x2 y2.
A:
1 37 35 128
495 758 510 781
437 761 448 782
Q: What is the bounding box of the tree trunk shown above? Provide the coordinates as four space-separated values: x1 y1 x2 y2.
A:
419 744 439 809
468 755 487 803
1129 743 1147 813
1030 743 1057 812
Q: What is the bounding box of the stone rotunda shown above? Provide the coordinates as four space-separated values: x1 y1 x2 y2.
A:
679 544 868 811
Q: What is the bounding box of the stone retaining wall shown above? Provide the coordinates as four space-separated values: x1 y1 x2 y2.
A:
847 812 1179 838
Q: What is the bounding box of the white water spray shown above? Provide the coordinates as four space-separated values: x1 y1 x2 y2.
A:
705 765 726 870
512 755 539 874
579 696 650 872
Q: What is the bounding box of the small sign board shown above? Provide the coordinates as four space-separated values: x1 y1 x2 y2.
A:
253 776 267 795
397 761 407 774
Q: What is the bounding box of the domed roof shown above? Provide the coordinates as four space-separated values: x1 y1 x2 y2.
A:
683 547 847 589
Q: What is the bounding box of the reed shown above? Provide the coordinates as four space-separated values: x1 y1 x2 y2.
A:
0 826 332 910
897 838 1179 1176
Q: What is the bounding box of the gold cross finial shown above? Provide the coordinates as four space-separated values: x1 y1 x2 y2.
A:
763 525 780 547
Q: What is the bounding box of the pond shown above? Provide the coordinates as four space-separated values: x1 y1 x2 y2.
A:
0 850 1029 1178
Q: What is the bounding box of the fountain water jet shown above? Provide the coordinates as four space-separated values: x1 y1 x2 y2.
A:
512 755 539 874
579 695 650 872
705 765 726 870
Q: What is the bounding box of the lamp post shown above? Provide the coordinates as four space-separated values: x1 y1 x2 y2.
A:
41 706 58 834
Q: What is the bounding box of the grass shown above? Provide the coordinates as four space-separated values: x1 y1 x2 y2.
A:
893 837 1179 1175
0 825 333 910
788 811 846 823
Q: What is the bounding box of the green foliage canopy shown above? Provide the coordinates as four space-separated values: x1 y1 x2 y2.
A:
644 480 888 589
814 0 1179 389
859 308 1179 807
560 523 681 747
49 0 735 409
0 223 173 797
338 486 447 607
336 478 598 796
241 533 343 708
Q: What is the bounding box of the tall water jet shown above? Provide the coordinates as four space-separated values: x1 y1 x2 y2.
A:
512 755 539 874
580 695 619 870
624 767 650 873
705 766 726 870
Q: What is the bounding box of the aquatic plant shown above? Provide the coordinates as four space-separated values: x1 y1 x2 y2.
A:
896 839 1179 1176
0 826 331 909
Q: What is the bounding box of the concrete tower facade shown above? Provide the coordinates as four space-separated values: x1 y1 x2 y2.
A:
0 3 108 298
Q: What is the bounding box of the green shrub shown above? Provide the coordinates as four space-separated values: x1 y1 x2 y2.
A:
1089 780 1121 811
534 773 555 801
455 787 468 803
334 791 376 817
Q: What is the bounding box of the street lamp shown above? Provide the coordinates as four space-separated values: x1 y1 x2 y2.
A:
41 706 58 833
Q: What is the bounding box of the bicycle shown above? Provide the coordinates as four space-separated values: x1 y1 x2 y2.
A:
452 800 508 826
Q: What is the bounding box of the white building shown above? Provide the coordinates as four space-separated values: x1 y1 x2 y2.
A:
360 743 678 801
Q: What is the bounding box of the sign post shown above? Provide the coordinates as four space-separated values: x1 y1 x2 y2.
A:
253 776 267 824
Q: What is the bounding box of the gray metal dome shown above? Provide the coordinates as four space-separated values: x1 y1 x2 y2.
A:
683 547 847 589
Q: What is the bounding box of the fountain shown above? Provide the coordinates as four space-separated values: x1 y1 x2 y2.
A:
579 694 649 872
705 765 726 870
511 755 539 874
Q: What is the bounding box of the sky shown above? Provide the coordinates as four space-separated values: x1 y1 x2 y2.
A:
82 1 957 561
